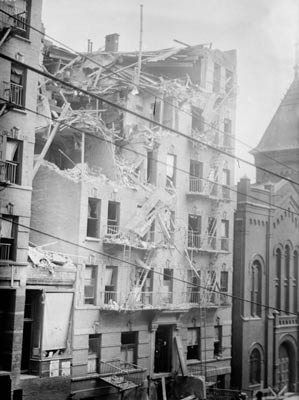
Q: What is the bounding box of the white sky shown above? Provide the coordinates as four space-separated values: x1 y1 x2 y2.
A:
42 0 298 182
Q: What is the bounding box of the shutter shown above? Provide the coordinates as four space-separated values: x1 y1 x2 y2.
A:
0 134 7 182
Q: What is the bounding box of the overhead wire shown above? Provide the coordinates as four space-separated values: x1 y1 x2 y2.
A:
1 97 299 221
1 7 298 179
0 213 297 318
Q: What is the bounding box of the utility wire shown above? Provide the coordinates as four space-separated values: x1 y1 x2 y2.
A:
0 214 297 318
2 97 299 220
0 8 298 178
1 52 299 191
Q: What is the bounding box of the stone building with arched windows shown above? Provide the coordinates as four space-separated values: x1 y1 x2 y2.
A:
231 70 299 392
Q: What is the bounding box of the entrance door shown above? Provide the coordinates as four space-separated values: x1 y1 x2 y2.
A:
278 342 295 391
154 325 173 373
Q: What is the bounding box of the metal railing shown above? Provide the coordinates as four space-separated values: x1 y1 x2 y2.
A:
5 161 18 183
9 82 24 106
0 243 12 260
103 290 118 304
187 231 201 249
99 359 146 387
189 177 203 193
106 223 119 235
0 3 28 32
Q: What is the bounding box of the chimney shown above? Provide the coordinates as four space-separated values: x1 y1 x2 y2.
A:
105 33 119 52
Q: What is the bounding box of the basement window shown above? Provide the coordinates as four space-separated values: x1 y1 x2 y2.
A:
87 198 101 238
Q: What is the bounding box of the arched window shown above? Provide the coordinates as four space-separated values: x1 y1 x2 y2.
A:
275 249 281 311
285 245 290 314
250 348 261 384
251 261 262 317
294 251 298 313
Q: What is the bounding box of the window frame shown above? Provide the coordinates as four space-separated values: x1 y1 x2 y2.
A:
84 265 97 305
87 198 101 238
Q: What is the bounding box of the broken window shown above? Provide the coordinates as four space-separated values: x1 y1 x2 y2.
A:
104 266 118 304
189 160 203 192
220 271 229 305
220 219 229 251
192 106 204 132
121 331 138 364
152 99 162 124
187 328 201 360
87 198 100 238
84 265 97 305
213 63 221 93
0 215 17 260
88 334 101 373
214 325 222 357
162 268 173 303
9 63 26 107
107 201 120 234
208 217 217 249
166 153 176 188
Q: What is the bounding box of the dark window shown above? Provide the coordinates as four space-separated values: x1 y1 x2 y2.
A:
214 325 222 357
188 214 201 248
104 266 118 304
222 169 230 199
285 245 290 314
221 220 229 251
0 138 22 185
121 332 138 364
249 348 261 384
0 215 17 260
187 328 201 360
189 160 203 192
213 63 221 92
251 261 262 317
154 325 172 373
9 63 26 107
88 334 101 373
107 201 120 234
220 271 228 292
208 217 217 249
166 154 176 188
147 150 157 184
84 265 97 305
192 106 204 131
87 198 100 238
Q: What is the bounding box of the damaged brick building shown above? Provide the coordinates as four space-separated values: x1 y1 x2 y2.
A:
28 34 237 399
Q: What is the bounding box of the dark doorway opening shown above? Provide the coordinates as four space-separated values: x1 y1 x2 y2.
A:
154 325 173 373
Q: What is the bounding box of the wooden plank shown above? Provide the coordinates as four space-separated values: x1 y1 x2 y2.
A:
174 335 188 376
161 376 167 400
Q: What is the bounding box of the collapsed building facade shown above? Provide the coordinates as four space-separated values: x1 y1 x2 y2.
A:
28 34 238 399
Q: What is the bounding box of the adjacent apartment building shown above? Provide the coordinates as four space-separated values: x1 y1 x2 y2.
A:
0 0 44 398
232 70 299 392
28 35 237 399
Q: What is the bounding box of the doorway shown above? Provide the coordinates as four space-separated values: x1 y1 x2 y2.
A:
154 325 173 373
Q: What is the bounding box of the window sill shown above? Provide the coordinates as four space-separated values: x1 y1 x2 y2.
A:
14 34 31 44
10 107 27 115
85 237 100 242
